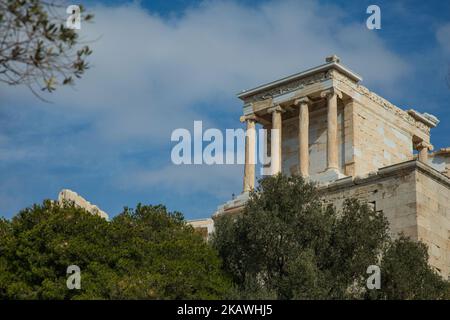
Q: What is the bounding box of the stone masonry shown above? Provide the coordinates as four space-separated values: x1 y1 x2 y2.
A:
58 189 109 220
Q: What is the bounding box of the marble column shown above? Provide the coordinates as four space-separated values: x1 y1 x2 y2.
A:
419 147 428 163
268 105 283 175
417 141 432 163
242 116 256 192
261 123 271 175
321 88 342 171
294 97 310 177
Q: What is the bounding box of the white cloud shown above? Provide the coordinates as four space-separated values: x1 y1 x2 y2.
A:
437 23 450 54
3 0 409 140
0 0 411 215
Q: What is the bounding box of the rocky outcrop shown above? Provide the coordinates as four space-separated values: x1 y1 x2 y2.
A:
58 189 109 220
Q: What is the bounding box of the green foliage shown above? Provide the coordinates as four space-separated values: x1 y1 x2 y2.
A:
212 174 450 300
2 174 448 300
107 204 229 299
0 0 93 97
369 236 450 300
0 201 229 299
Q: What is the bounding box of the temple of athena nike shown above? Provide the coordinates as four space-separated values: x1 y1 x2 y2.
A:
190 55 450 278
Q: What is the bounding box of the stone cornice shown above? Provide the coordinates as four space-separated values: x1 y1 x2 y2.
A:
408 109 440 128
330 70 433 135
243 71 329 103
323 160 450 193
212 160 450 219
239 59 433 136
238 60 362 102
358 86 431 135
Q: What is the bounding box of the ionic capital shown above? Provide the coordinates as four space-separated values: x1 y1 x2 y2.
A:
320 88 343 100
239 114 257 123
267 105 285 114
294 96 311 106
416 141 434 151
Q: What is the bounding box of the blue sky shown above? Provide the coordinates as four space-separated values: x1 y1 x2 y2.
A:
1 0 449 220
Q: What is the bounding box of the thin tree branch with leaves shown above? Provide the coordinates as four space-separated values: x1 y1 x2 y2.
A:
0 0 93 99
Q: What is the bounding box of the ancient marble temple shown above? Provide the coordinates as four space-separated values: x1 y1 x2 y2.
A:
190 56 450 278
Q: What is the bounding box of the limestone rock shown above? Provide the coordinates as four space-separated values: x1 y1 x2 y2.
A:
58 189 109 220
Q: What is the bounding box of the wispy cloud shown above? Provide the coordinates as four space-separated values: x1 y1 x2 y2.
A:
0 0 418 218
437 23 450 54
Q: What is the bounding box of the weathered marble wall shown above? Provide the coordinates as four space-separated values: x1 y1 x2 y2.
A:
281 102 345 176
322 165 417 239
321 161 450 278
352 99 414 176
416 169 450 275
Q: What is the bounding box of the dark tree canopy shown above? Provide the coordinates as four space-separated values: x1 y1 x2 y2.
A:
370 236 450 300
0 201 230 299
0 0 93 97
1 175 449 300
212 174 450 300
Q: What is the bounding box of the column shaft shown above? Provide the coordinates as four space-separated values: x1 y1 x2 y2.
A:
416 141 432 164
418 145 429 163
326 91 339 170
297 99 310 177
418 147 429 163
269 106 283 175
243 119 256 192
262 124 271 174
